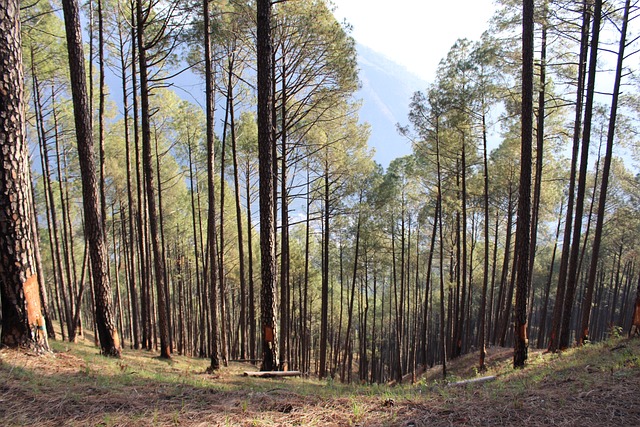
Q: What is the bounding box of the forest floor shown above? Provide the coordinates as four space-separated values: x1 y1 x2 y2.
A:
0 334 639 426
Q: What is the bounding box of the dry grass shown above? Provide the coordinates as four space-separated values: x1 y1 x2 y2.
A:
0 335 638 426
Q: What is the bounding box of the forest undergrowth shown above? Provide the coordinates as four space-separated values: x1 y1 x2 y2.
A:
0 335 638 426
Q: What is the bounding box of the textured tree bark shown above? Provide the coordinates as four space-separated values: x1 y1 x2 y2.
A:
456 137 468 359
548 0 590 352
319 163 329 378
536 203 563 348
52 97 77 341
97 0 107 235
257 0 278 371
630 273 640 337
30 177 54 341
135 0 170 359
527 10 547 337
204 0 220 370
117 18 140 350
246 158 256 362
219 64 230 366
0 0 47 349
420 199 438 368
61 0 121 357
435 120 447 379
493 193 513 344
32 70 71 341
514 0 534 369
129 3 150 351
341 206 361 382
579 0 629 346
479 113 489 371
230 77 248 361
279 60 290 371
560 0 602 350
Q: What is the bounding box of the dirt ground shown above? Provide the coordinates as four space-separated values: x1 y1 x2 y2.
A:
0 339 638 426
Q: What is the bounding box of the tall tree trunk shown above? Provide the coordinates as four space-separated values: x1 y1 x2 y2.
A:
136 0 170 359
257 0 277 371
494 192 513 343
578 0 629 346
536 202 563 348
391 219 403 382
33 72 71 341
203 0 220 370
560 0 602 350
0 0 48 349
456 137 468 359
154 133 173 352
487 211 500 343
514 0 534 368
118 17 140 349
246 157 256 361
319 160 330 378
303 165 311 373
30 175 55 341
370 263 378 383
549 0 590 352
97 0 107 235
630 272 640 337
129 2 151 350
187 142 205 356
341 202 362 382
219 59 232 366
435 119 447 379
61 0 121 357
527 10 547 328
479 112 490 370
51 97 76 341
279 54 290 371
422 199 439 367
230 79 247 361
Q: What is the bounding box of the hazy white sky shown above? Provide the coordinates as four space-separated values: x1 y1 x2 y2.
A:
332 0 497 81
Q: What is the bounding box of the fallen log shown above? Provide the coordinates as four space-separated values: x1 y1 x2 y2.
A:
243 371 302 378
448 375 496 387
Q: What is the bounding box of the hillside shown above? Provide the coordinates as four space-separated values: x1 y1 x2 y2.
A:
0 336 638 426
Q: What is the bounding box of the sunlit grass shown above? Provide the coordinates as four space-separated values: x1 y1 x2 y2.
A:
2 333 639 426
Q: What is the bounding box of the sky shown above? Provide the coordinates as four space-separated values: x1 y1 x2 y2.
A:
331 0 497 82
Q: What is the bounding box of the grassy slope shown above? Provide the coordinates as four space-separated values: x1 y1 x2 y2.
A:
0 336 638 426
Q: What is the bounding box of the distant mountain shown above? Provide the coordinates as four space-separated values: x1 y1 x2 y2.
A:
354 44 428 169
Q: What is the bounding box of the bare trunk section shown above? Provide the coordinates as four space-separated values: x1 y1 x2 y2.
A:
0 0 47 349
61 0 121 357
579 0 629 346
514 0 534 368
203 0 220 370
135 0 170 359
560 0 602 350
257 0 278 371
549 0 590 352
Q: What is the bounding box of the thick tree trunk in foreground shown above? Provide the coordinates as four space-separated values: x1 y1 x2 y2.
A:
514 0 534 368
257 0 277 371
0 0 47 349
61 0 120 357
